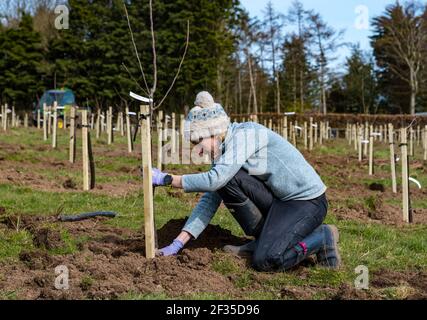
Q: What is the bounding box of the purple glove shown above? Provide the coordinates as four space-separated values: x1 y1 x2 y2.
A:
156 239 184 256
151 168 168 186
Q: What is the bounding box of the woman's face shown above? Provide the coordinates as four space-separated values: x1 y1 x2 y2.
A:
193 136 222 160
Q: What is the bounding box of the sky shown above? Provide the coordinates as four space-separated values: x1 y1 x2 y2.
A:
240 0 425 71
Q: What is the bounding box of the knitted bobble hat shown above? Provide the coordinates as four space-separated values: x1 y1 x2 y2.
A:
184 91 230 142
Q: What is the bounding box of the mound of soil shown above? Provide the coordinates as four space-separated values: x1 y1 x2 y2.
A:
0 215 425 300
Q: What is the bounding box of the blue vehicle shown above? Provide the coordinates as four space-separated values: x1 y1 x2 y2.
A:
33 89 77 128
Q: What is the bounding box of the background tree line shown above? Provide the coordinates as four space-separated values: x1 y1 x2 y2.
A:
0 0 426 115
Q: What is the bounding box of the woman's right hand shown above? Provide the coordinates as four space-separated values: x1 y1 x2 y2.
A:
156 231 192 256
156 239 184 256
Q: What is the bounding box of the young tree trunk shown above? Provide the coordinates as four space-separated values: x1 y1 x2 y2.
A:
247 53 258 114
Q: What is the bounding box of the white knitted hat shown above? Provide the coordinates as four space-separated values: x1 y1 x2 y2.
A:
184 92 230 142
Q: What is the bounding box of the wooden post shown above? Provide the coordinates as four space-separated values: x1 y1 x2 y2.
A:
314 122 318 144
157 121 163 171
24 113 28 128
369 125 374 175
47 105 52 135
120 112 124 136
43 103 48 140
90 113 95 130
319 122 323 145
69 106 76 163
126 107 133 153
11 106 15 127
96 110 101 139
363 122 369 157
163 112 168 141
63 109 67 130
171 113 176 153
309 117 313 151
37 109 41 129
101 112 106 133
424 125 427 161
107 106 113 145
416 125 421 147
283 116 288 140
354 124 358 151
401 128 411 223
180 114 185 153
82 109 90 191
389 124 397 193
358 126 363 162
409 128 414 157
304 121 308 149
52 102 58 149
116 112 121 134
3 104 8 131
140 105 156 259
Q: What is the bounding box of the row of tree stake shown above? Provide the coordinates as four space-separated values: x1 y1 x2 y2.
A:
2 104 426 226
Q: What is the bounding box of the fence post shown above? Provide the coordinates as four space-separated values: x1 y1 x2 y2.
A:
43 103 48 140
369 125 374 175
47 105 52 135
69 106 76 164
52 102 58 149
358 126 363 162
82 109 90 191
107 106 113 145
424 125 427 161
140 105 156 259
171 112 176 153
126 107 133 153
309 117 313 151
400 128 411 223
37 109 41 129
389 123 397 193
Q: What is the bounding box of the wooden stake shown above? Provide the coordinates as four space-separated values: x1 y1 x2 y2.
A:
107 106 113 145
304 121 308 149
388 124 397 193
82 109 90 191
424 125 427 161
171 113 176 153
409 128 414 157
90 113 95 130
369 125 374 175
96 110 101 139
11 106 15 127
47 105 52 135
24 113 28 128
43 104 48 140
140 105 156 259
309 117 313 151
52 102 58 149
69 106 76 164
126 107 133 153
37 109 41 129
157 122 163 171
120 112 124 136
358 126 363 162
283 116 288 140
363 122 369 157
63 109 67 130
400 128 411 223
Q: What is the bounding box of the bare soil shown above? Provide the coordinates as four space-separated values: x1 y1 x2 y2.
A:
0 215 425 300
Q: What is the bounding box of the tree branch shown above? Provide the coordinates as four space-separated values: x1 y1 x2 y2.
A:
123 2 150 94
149 0 157 99
154 20 190 110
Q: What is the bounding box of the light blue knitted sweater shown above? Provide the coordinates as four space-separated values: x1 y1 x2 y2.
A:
181 122 327 239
